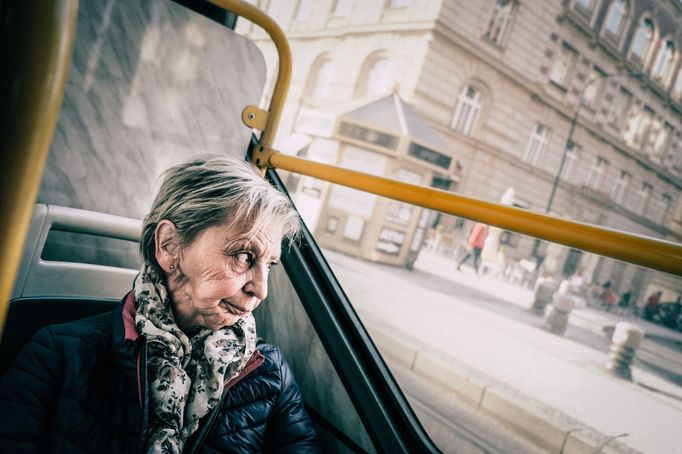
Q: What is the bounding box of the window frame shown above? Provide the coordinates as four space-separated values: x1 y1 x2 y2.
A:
523 123 547 166
450 85 483 136
483 0 516 47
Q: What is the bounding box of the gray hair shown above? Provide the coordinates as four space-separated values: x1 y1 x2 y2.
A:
141 156 300 271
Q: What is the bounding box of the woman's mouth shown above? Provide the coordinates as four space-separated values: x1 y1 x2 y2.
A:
221 300 247 316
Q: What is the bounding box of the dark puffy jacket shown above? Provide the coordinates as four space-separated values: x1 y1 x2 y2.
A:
0 295 318 453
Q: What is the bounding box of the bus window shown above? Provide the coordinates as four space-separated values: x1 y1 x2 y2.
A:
278 173 682 453
237 2 682 451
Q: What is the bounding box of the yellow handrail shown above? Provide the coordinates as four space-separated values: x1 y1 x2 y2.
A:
268 153 682 276
217 0 681 276
208 0 291 149
0 0 79 337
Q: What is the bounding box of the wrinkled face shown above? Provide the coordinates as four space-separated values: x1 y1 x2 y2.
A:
165 222 282 332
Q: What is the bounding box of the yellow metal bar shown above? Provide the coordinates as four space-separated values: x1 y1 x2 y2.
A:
0 0 79 337
208 0 292 151
269 153 682 276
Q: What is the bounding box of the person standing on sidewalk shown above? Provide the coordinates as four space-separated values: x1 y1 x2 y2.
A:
457 222 489 273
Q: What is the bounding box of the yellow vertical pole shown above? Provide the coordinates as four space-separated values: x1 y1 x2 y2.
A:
0 0 79 336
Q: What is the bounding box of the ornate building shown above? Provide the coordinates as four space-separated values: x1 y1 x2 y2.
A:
238 0 682 303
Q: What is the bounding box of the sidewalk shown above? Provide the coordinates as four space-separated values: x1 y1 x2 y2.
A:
324 249 682 454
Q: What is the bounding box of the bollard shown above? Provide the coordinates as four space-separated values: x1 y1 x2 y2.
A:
531 277 559 315
605 322 644 380
544 292 574 335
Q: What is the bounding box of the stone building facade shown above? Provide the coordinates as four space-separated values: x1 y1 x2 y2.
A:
238 0 682 303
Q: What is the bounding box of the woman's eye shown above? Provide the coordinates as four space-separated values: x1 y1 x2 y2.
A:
234 252 253 264
267 261 278 270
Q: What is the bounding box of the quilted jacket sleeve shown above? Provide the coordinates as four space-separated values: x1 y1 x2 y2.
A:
0 327 62 453
264 348 319 453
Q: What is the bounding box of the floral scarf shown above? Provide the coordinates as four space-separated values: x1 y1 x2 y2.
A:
134 264 257 454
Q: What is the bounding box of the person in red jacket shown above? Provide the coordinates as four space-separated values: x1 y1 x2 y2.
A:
457 222 489 273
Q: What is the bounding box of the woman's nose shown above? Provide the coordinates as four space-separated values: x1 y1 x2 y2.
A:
244 262 268 300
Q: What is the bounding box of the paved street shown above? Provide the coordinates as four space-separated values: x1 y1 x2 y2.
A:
323 248 682 454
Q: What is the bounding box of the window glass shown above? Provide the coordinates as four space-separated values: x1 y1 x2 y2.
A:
549 44 577 88
605 0 627 35
484 0 514 46
333 0 354 17
241 2 682 452
560 142 579 182
524 123 547 165
630 18 654 61
362 58 394 97
672 71 682 99
652 41 675 81
295 0 314 21
451 86 482 135
610 170 631 204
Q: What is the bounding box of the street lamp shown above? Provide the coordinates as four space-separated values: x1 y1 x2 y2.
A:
544 71 645 214
532 71 645 271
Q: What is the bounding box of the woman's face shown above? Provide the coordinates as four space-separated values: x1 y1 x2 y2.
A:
164 222 282 332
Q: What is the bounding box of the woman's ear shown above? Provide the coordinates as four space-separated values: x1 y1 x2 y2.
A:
155 220 180 273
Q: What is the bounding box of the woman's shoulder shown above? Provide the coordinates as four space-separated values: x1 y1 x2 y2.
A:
254 340 286 371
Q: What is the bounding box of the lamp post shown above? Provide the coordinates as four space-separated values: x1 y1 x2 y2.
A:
544 71 645 214
532 71 644 273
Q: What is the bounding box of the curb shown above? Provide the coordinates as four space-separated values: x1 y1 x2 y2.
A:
367 321 637 454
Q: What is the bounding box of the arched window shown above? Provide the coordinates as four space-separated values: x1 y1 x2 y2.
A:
305 56 334 100
364 58 394 97
652 40 675 81
604 0 628 36
630 18 654 62
450 85 482 135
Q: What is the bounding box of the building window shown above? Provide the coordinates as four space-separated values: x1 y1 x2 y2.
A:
647 121 673 163
358 58 394 98
523 124 547 165
604 0 628 36
585 156 608 190
633 182 652 216
629 18 654 63
332 0 353 16
582 66 607 110
672 70 682 100
574 0 594 11
306 56 334 100
622 104 654 150
653 194 672 224
451 85 482 135
484 0 514 46
607 88 632 130
560 142 579 182
652 40 675 82
295 0 314 21
549 43 577 89
669 135 682 175
610 170 630 204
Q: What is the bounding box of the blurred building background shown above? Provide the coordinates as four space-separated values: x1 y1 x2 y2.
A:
237 0 682 305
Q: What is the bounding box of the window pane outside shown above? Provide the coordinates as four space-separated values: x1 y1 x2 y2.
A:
242 2 682 451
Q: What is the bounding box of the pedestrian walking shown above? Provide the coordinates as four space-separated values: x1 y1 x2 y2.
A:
457 223 489 273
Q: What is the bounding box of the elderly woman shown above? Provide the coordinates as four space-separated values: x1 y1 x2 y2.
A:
0 157 318 453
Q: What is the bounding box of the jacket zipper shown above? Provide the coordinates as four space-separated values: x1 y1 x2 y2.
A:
183 351 265 454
